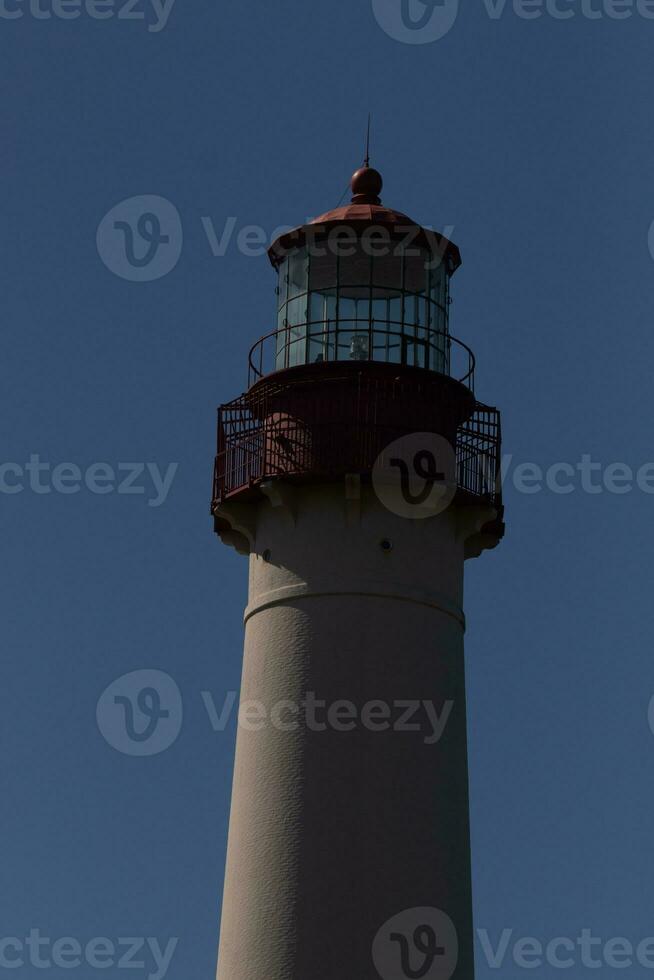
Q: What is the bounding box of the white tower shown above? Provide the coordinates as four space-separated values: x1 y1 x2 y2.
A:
212 164 504 980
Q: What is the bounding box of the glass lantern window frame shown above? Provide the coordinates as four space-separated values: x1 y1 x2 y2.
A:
274 239 452 374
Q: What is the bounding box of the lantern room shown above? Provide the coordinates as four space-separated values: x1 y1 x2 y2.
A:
266 165 462 378
213 160 505 551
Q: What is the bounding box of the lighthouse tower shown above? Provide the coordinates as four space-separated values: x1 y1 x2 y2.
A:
211 163 504 980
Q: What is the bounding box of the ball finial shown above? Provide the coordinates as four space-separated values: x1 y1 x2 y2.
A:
351 166 383 205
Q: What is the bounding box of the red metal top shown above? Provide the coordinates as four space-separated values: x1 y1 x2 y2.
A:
268 164 462 272
310 201 416 226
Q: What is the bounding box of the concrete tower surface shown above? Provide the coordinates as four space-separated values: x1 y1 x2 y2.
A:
211 164 505 980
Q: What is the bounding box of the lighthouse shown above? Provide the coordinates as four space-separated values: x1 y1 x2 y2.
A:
211 163 504 980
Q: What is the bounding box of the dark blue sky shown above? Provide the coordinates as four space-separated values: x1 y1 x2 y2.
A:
2 1 654 977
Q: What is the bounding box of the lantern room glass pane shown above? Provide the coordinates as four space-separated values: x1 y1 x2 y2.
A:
403 250 430 295
371 294 391 331
277 257 288 309
429 332 447 374
371 328 401 364
275 322 286 370
373 251 403 290
288 247 309 298
403 336 428 370
273 240 452 375
287 323 306 367
309 291 337 328
286 295 307 328
340 244 371 289
309 250 337 291
336 328 370 362
339 295 370 322
308 333 335 364
403 294 416 329
388 294 402 327
430 261 446 309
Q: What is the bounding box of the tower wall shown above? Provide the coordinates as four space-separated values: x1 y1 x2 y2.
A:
216 484 483 979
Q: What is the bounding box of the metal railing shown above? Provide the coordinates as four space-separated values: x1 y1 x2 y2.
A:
456 405 503 500
212 376 502 511
247 321 476 392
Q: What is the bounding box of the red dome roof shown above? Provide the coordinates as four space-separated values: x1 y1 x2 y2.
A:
268 164 462 273
310 202 417 226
